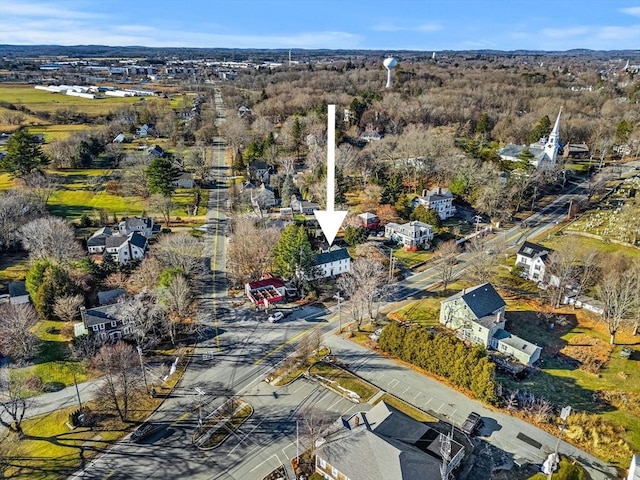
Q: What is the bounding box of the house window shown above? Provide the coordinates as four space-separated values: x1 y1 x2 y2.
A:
99 324 105 330
500 344 508 351
111 321 117 327
331 467 338 477
320 458 326 469
92 325 99 332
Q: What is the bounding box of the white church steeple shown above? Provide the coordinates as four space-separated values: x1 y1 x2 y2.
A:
543 108 562 166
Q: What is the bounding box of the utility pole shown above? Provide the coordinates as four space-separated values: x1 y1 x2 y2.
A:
546 405 571 479
388 248 395 283
136 345 149 395
334 293 343 333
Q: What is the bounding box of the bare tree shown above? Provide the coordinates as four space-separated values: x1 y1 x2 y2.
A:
120 154 151 200
596 257 636 344
18 216 83 263
21 172 60 205
297 406 334 456
185 146 210 184
153 232 204 278
544 249 578 308
0 304 41 364
0 190 46 251
53 294 85 323
631 259 640 336
0 373 31 437
338 257 387 330
434 240 459 292
127 257 163 294
93 342 141 422
227 217 280 287
465 236 500 284
150 194 174 227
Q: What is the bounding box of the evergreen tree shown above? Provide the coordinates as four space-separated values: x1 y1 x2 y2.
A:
147 157 180 197
343 226 367 246
528 115 551 144
614 119 632 145
0 128 50 178
273 224 315 282
280 175 296 207
410 205 442 231
380 172 403 204
394 193 413 220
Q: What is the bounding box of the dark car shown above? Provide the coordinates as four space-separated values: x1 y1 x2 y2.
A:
131 422 164 443
461 412 483 435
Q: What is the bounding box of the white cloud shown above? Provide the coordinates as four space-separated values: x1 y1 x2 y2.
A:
1 1 104 19
620 6 640 17
416 23 443 32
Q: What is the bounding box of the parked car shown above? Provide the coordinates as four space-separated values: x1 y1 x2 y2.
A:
131 422 164 443
268 311 284 323
461 412 483 435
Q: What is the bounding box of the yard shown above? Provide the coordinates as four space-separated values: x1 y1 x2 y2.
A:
309 361 378 402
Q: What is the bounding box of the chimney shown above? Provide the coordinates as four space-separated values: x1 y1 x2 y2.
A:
496 311 503 323
422 189 427 197
354 415 360 427
80 306 87 323
437 186 442 195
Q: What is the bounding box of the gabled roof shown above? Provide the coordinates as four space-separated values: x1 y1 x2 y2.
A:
316 402 462 480
358 212 379 221
8 281 27 298
98 289 126 305
105 235 129 248
247 277 285 290
128 232 148 249
443 283 506 320
517 241 552 260
83 304 119 327
248 161 268 170
315 247 351 266
493 328 541 357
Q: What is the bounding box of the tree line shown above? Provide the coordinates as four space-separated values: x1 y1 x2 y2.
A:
378 321 498 404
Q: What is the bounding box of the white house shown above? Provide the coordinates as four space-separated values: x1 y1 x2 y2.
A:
516 241 553 284
118 217 160 238
8 281 30 305
87 227 114 254
498 109 562 169
440 283 541 366
385 221 434 249
313 247 351 279
413 187 456 220
251 184 277 210
104 232 148 264
291 197 320 215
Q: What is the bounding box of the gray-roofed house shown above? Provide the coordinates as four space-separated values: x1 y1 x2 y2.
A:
174 172 195 188
315 401 464 480
8 281 30 305
105 232 147 264
385 221 434 249
515 241 558 285
312 247 351 279
147 144 164 157
412 186 456 219
118 217 159 237
247 161 270 182
87 227 113 254
250 184 277 210
440 283 541 365
77 304 131 341
98 288 126 306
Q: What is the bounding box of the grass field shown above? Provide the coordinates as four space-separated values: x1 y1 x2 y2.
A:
30 124 94 142
372 393 437 423
0 85 145 115
393 247 433 268
309 361 378 402
0 251 29 292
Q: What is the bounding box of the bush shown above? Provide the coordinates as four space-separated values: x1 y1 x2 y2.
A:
379 322 497 404
24 375 43 391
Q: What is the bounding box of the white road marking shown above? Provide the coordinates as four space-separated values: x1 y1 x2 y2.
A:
388 378 399 388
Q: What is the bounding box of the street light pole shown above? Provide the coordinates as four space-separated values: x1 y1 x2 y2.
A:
547 405 571 480
334 293 343 333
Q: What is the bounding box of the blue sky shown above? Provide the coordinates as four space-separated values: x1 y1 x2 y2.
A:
1 0 639 51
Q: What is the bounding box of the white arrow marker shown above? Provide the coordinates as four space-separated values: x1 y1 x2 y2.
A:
314 104 347 246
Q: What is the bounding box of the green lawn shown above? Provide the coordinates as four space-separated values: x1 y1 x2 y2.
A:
29 124 94 142
393 248 433 268
0 85 145 115
0 251 29 292
309 362 378 402
373 393 437 423
0 172 16 189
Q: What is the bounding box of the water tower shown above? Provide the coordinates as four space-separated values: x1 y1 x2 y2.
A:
383 57 398 88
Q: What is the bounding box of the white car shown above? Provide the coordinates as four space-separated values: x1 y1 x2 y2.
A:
268 311 284 323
